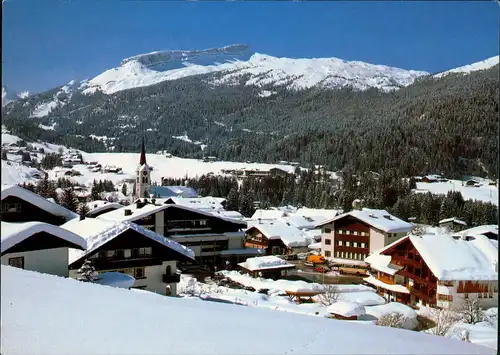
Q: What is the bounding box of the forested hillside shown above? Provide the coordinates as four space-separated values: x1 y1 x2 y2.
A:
2 65 498 178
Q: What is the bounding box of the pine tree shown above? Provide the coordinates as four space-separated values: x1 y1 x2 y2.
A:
36 175 50 197
60 188 78 212
225 187 240 211
78 203 90 218
121 183 128 196
239 190 255 217
76 259 99 282
90 180 100 201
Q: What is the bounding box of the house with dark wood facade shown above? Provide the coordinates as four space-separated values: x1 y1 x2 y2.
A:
1 185 78 225
438 217 467 232
95 200 248 268
62 218 195 296
453 225 498 240
1 221 86 277
244 221 311 256
317 207 413 267
364 232 498 309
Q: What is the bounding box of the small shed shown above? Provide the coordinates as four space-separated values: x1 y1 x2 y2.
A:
238 255 295 280
327 301 366 320
439 217 467 232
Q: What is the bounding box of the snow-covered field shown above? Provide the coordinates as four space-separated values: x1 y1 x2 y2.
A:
2 265 494 355
414 179 498 206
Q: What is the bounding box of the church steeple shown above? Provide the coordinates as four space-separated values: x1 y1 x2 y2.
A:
139 138 147 165
135 138 151 198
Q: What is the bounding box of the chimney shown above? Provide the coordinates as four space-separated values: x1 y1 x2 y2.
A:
79 214 85 221
124 209 132 216
258 218 261 224
352 199 362 211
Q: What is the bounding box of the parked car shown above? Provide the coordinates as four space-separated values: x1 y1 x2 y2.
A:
314 265 330 273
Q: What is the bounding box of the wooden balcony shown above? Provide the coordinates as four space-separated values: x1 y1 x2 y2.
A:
392 255 420 268
91 257 163 270
398 270 436 289
408 286 436 304
162 273 181 283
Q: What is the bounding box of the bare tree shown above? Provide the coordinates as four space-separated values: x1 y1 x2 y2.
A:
411 224 425 236
317 284 340 306
376 312 407 328
457 296 484 324
427 307 460 337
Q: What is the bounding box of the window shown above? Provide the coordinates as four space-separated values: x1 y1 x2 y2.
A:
325 227 331 233
337 229 342 234
8 257 24 269
360 242 365 248
345 230 351 235
97 251 106 259
2 203 21 213
341 252 345 258
325 239 331 245
464 293 469 299
353 231 358 236
200 220 208 226
353 242 358 248
116 249 125 259
166 265 172 275
134 267 145 279
272 246 281 255
131 249 140 258
335 251 340 257
345 241 350 247
325 251 331 257
142 177 148 183
136 178 139 183
338 240 343 246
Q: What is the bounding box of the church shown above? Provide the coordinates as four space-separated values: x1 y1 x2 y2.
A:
133 140 198 199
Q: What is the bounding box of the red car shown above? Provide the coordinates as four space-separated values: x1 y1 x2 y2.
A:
314 266 330 273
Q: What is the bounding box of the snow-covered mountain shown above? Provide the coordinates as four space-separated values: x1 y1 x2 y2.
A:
434 55 499 78
2 86 30 107
79 45 429 95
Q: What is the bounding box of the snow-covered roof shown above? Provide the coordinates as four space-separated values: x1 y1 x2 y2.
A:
409 233 498 281
374 231 498 281
327 301 366 317
308 242 322 250
97 202 246 226
454 225 498 238
214 210 244 220
250 209 287 220
317 208 413 233
363 275 410 294
238 255 295 272
439 217 467 226
291 208 341 220
166 196 225 211
86 200 123 216
61 219 195 265
364 254 403 275
246 221 311 247
1 221 86 254
2 265 491 355
1 184 78 221
280 215 328 230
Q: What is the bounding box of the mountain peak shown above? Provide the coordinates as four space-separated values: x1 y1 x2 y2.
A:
434 55 499 78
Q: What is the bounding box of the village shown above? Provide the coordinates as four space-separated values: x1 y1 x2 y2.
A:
1 139 498 351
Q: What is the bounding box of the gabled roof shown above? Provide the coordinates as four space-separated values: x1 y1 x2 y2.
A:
439 217 467 226
315 208 413 233
86 200 123 216
96 203 246 227
61 219 195 265
246 221 311 247
1 185 78 221
454 225 498 238
165 196 224 211
372 231 498 281
251 209 288 220
1 221 86 254
291 208 342 220
280 215 328 230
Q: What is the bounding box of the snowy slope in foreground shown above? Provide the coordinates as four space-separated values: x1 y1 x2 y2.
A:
1 266 492 355
434 56 499 78
81 51 428 95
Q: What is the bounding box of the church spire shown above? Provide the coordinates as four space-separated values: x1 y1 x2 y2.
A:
139 138 147 165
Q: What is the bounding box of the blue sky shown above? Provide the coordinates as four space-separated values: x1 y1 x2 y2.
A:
2 0 499 93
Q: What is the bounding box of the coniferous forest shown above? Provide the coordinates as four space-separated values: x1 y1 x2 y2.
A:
3 64 498 180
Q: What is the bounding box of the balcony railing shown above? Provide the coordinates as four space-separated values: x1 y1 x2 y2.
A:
162 273 181 283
